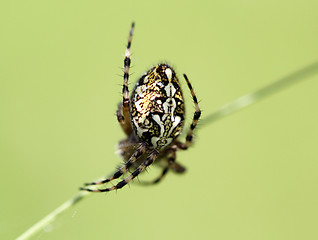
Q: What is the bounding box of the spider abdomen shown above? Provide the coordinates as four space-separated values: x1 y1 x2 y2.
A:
130 64 185 149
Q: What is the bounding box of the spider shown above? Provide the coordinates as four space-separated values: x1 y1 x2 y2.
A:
80 22 201 192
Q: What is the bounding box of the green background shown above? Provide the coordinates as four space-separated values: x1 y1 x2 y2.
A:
1 1 318 239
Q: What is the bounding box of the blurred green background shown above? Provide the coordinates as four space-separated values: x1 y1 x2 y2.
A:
1 1 318 239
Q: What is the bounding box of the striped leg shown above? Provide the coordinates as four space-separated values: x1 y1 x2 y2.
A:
139 167 169 185
139 151 175 185
116 103 132 136
138 150 185 185
122 22 134 135
178 74 201 149
82 150 159 192
80 144 146 188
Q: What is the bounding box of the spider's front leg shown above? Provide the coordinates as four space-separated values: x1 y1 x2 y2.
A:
82 150 159 192
80 143 146 190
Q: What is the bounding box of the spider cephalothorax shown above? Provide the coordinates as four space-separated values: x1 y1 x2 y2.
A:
80 22 201 192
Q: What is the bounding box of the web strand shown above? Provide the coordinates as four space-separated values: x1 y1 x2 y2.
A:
201 61 318 126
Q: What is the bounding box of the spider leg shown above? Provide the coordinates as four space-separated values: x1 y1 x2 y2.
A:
178 74 201 149
139 166 169 185
82 143 146 186
170 161 186 174
121 22 134 135
138 150 179 185
81 150 159 192
116 103 132 136
141 160 186 185
165 150 186 174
